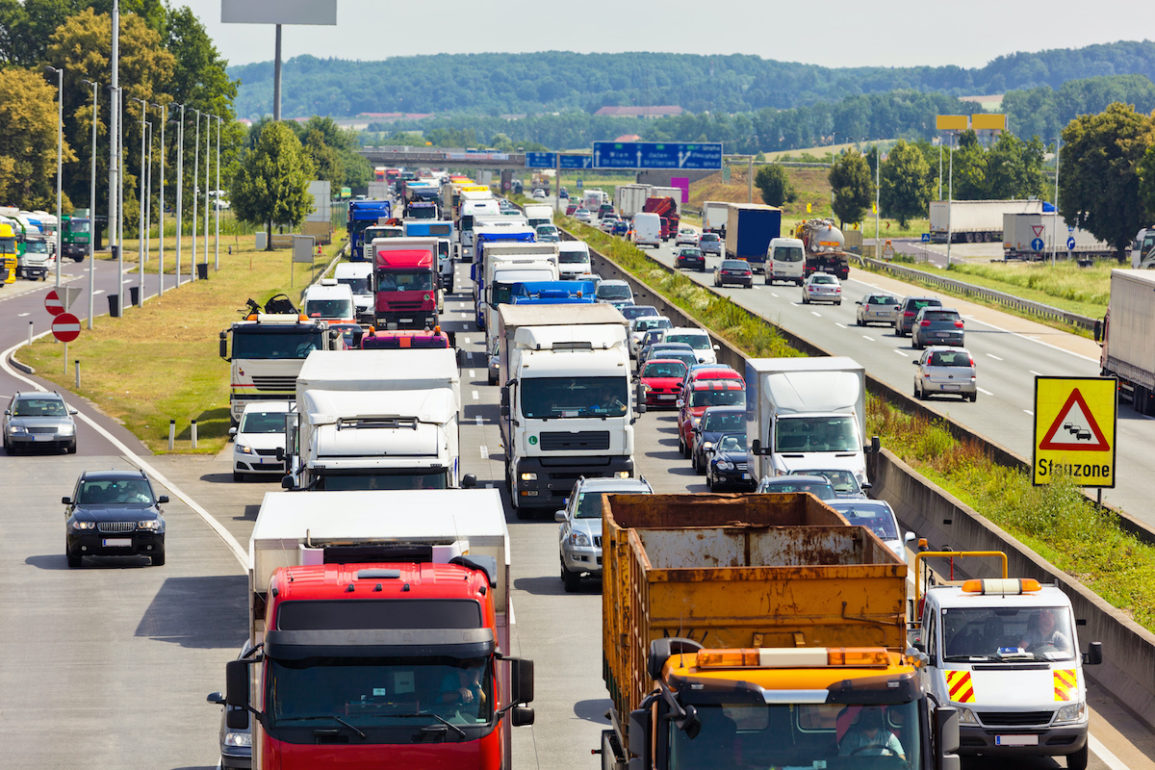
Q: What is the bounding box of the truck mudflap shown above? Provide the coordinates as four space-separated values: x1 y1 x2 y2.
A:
512 455 633 510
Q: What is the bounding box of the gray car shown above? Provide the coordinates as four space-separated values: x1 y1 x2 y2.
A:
855 292 899 326
913 346 977 401
755 474 836 500
698 232 723 256
911 306 965 349
556 476 653 591
4 391 77 454
894 296 943 336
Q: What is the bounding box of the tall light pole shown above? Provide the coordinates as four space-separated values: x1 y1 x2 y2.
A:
152 102 166 294
214 115 221 272
131 97 147 304
109 0 120 309
874 147 881 259
44 66 63 288
82 79 99 329
946 132 954 268
172 103 184 285
1052 135 1061 268
191 108 200 282
203 112 210 273
145 119 152 278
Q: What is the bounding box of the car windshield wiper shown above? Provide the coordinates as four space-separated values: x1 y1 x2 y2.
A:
390 711 467 738
280 714 367 739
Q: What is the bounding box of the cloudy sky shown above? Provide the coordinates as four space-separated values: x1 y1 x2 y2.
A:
185 0 1144 69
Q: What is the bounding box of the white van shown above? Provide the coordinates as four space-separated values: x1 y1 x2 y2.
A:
662 327 718 364
633 212 662 249
333 262 374 323
302 278 356 324
557 241 592 280
766 237 805 285
523 204 554 230
912 566 1101 770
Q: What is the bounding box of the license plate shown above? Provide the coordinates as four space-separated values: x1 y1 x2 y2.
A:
942 384 959 390
659 394 675 400
995 735 1038 747
741 473 750 479
102 538 132 547
34 434 55 441
936 332 949 337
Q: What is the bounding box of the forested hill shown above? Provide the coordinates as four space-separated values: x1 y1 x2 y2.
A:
229 41 1155 120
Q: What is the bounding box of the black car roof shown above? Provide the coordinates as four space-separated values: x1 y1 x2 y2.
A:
79 470 148 482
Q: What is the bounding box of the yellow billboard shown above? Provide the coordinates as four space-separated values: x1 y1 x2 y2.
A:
972 114 1007 131
1032 377 1117 487
936 115 968 131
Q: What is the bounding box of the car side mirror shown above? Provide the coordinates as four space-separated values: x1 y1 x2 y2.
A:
912 359 919 364
281 475 293 490
69 409 78 415
61 496 72 505
554 510 567 522
206 691 226 705
905 531 917 542
157 495 169 504
461 473 477 489
860 481 872 491
712 344 720 351
228 426 237 438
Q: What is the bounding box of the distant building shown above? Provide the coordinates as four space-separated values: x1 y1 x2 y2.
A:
614 134 642 143
594 105 684 119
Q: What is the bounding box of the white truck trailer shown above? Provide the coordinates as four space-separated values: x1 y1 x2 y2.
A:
929 199 1044 243
496 303 640 517
614 184 652 219
285 348 471 490
1096 269 1155 415
1003 212 1111 261
702 200 729 235
745 356 875 487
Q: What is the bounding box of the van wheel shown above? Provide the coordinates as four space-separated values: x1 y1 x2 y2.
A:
1067 745 1087 770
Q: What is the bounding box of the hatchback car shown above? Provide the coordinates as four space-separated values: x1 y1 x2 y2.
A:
4 391 77 454
801 273 842 305
230 402 292 482
706 433 755 491
573 208 593 223
639 341 697 371
755 474 836 500
675 246 706 271
788 468 868 498
63 470 168 567
677 380 746 457
894 296 943 336
691 405 746 473
611 219 630 236
675 228 699 247
639 358 689 407
714 259 753 288
595 279 634 307
556 476 653 591
620 304 659 322
911 307 965 349
855 292 900 326
827 499 915 563
662 327 719 365
913 346 977 401
698 232 723 256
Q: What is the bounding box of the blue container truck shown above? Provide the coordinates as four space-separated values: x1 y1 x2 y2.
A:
724 204 782 273
347 200 392 261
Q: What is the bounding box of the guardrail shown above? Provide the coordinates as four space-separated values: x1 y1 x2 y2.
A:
856 255 1099 332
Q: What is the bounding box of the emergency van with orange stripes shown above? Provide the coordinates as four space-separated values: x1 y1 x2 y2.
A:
909 552 1102 770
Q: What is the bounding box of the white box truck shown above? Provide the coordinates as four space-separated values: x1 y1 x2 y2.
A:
745 357 875 487
702 200 729 235
1096 269 1155 414
285 348 471 490
497 303 641 517
1003 212 1111 261
476 242 559 336
614 184 652 219
522 204 553 229
930 199 1043 243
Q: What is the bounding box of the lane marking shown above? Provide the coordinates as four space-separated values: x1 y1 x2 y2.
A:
977 387 994 396
463 336 471 345
479 444 488 459
810 311 821 317
894 349 909 357
475 415 483 427
770 292 779 298
986 353 1003 361
17 312 29 317
1023 409 1034 416
1029 369 1043 377
93 289 104 296
834 322 847 329
469 369 476 378
471 389 480 400
862 335 875 342
1089 734 1129 770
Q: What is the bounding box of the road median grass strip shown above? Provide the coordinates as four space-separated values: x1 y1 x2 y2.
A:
562 215 1155 633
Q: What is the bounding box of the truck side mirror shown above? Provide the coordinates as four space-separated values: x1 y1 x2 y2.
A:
1083 641 1103 665
628 708 652 768
157 495 169 504
500 386 509 409
511 658 534 704
869 435 880 454
280 475 293 490
218 331 228 360
1093 318 1103 343
224 659 250 713
934 706 960 765
511 705 535 727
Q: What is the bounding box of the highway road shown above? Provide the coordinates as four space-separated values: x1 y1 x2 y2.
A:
0 258 1151 768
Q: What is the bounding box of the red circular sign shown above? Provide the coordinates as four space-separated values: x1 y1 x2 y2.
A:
44 289 64 316
51 312 81 342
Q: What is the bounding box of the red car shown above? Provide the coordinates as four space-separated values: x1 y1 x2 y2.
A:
677 380 746 457
679 365 744 398
639 358 689 408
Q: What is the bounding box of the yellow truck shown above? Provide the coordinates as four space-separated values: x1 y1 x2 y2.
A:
600 493 960 770
0 222 17 285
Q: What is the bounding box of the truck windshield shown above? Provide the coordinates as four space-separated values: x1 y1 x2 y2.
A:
268 656 494 734
941 606 1075 662
521 376 628 419
0 237 15 255
232 330 324 359
68 218 91 234
406 205 437 219
668 700 921 770
377 270 434 291
337 277 371 295
314 469 450 491
775 415 858 453
25 239 49 254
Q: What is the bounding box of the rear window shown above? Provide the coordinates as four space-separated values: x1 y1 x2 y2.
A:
929 351 972 367
721 260 749 271
700 233 720 242
811 275 836 284
907 298 941 311
702 411 744 431
870 295 898 305
923 311 960 323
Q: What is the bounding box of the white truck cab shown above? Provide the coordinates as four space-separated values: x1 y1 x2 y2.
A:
911 555 1101 770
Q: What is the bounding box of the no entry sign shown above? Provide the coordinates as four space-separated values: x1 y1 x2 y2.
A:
44 289 64 316
51 312 81 342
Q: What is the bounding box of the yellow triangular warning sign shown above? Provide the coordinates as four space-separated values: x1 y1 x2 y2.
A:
1038 388 1110 451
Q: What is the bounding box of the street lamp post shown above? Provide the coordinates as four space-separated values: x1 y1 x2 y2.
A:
191 108 200 282
81 79 99 329
203 112 210 273
144 119 152 292
171 103 184 285
44 66 63 288
131 97 147 305
214 115 221 272
152 102 166 294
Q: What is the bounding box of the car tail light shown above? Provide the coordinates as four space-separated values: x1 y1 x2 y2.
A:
954 320 965 328
920 320 931 326
904 311 915 317
969 358 975 366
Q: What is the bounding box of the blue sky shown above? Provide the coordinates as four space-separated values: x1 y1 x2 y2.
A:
186 0 1145 70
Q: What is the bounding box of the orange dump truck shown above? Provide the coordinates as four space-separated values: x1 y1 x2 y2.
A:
599 493 960 770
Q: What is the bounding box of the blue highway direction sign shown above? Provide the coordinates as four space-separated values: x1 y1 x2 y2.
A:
525 152 556 168
559 154 593 170
592 142 723 170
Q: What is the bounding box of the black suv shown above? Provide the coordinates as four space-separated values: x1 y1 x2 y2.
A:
63 470 168 568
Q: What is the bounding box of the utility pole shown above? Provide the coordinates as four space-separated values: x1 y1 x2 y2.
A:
173 103 184 285
1052 135 1061 268
109 0 120 312
82 79 98 329
191 108 200 282
131 97 147 304
215 115 222 271
203 114 210 273
153 102 166 294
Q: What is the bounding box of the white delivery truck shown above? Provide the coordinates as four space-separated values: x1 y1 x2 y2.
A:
333 261 374 324
632 212 662 248
522 204 554 229
1003 213 1111 261
497 303 640 517
482 246 561 374
930 199 1044 243
284 348 472 491
745 356 875 487
910 552 1102 770
614 184 652 219
1096 269 1155 414
702 200 729 235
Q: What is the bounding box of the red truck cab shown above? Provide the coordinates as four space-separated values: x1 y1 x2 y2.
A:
374 240 438 330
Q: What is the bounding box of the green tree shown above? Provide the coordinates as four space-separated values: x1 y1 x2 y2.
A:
754 164 795 207
0 66 76 208
985 133 1047 199
949 130 987 200
231 122 315 249
1138 145 1155 223
301 127 343 189
879 140 932 228
828 150 874 226
1060 102 1155 260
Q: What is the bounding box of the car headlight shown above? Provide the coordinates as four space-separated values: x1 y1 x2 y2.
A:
57 424 76 435
690 417 700 428
642 383 651 391
716 460 733 471
223 730 252 747
957 707 979 724
568 531 591 547
520 472 537 481
7 424 27 434
70 520 96 530
702 441 714 452
1054 701 1086 724
615 471 630 479
137 520 162 531
235 444 254 455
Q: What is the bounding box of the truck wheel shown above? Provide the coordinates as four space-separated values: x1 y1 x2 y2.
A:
561 562 581 592
1067 745 1088 770
487 370 497 386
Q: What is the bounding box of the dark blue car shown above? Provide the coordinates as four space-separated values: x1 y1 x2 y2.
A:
706 432 755 491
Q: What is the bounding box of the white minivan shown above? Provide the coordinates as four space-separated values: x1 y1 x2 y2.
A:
633 212 662 249
557 241 592 279
333 262 374 324
302 278 356 324
766 237 805 285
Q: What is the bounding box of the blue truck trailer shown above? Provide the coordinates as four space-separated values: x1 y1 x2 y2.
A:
724 203 782 272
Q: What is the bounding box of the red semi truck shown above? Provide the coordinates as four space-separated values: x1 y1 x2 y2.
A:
372 236 440 330
642 197 680 241
224 490 534 770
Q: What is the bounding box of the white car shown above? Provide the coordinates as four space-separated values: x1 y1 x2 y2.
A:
827 499 915 564
230 402 292 482
801 272 842 305
675 228 699 247
573 208 593 223
661 327 718 365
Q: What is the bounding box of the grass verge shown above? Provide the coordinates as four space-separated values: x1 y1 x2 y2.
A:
18 232 345 455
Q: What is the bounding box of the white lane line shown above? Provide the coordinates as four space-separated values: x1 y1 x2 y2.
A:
469 369 476 378
471 389 480 400
810 311 821 317
463 336 471 345
834 322 847 329
770 292 779 298
986 353 1003 361
977 387 994 396
93 289 104 296
894 349 909 357
862 335 875 342
1029 370 1043 377
0 336 247 568
1023 409 1034 416
17 312 29 317
479 444 488 459
475 415 483 427
1088 734 1130 770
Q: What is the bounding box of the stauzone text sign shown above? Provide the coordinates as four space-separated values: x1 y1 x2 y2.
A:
1032 377 1117 487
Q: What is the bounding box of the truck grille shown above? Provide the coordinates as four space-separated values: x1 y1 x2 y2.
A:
250 375 296 392
977 711 1053 727
97 521 137 533
593 535 602 548
388 302 427 311
539 431 611 452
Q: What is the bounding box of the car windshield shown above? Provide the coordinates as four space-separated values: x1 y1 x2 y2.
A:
12 398 67 417
597 284 631 300
521 376 628 419
801 469 859 494
666 333 710 350
559 251 589 264
376 269 434 291
837 503 899 540
337 277 371 295
716 434 746 454
643 361 688 379
241 411 288 434
305 299 353 319
691 388 745 407
929 350 971 367
759 480 834 499
575 491 614 519
77 478 153 505
232 329 325 359
941 606 1075 663
702 411 745 432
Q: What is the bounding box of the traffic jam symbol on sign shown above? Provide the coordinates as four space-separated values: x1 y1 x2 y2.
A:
44 289 65 316
51 312 81 343
1032 377 1117 487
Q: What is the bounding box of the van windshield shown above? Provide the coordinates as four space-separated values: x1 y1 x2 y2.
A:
337 277 371 294
941 606 1075 663
559 251 589 264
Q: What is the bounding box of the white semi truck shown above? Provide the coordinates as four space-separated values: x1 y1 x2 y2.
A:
613 184 652 219
480 243 560 363
929 199 1044 243
496 303 641 517
745 356 876 487
284 348 472 491
1096 269 1155 415
1003 213 1111 261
